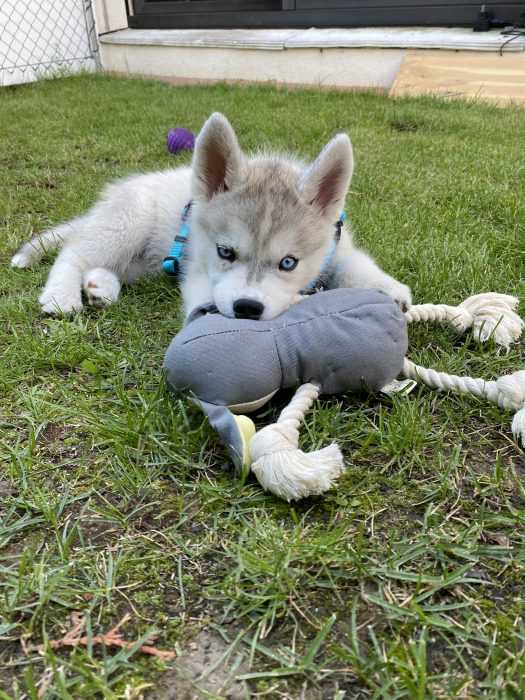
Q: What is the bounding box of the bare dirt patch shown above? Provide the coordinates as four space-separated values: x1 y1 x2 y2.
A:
152 629 250 700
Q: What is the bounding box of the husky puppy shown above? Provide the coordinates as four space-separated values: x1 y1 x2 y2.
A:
11 113 411 320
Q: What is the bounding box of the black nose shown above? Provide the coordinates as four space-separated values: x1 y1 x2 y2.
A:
233 298 264 320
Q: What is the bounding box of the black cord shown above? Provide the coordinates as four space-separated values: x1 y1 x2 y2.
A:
97 27 128 37
499 26 525 55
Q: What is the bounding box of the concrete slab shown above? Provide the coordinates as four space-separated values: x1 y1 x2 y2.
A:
100 43 404 89
285 27 525 52
99 27 525 94
100 28 299 50
101 27 525 53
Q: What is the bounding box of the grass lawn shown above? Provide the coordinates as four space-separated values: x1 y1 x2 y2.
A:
1 73 525 699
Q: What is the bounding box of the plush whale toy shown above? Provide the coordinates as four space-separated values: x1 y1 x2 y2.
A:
163 288 525 501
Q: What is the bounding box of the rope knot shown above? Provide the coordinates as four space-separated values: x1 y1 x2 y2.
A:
248 383 345 501
250 423 299 459
458 293 523 348
511 408 525 447
449 307 474 333
495 370 525 406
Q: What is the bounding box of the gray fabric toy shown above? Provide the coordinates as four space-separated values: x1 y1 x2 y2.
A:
164 288 408 499
163 287 525 501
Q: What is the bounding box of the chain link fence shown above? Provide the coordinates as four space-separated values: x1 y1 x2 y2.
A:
0 0 99 87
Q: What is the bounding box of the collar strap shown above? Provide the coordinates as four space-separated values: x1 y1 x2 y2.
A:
302 211 346 294
334 210 346 242
163 201 193 276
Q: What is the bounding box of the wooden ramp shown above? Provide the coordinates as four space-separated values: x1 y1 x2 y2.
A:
390 50 525 105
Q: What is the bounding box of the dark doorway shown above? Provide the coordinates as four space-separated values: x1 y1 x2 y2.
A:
129 1 525 30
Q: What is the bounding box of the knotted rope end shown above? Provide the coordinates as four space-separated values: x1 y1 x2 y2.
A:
511 408 525 448
250 425 344 501
248 383 345 501
458 292 523 349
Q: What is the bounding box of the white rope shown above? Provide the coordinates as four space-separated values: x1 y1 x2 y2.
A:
402 359 525 412
405 303 469 329
249 382 344 501
406 292 523 349
403 292 525 445
276 382 321 431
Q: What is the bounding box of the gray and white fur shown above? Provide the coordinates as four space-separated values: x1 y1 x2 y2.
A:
11 113 411 319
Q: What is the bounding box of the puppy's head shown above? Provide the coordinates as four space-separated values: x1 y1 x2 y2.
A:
190 113 353 320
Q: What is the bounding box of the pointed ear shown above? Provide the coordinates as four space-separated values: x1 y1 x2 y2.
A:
299 134 353 220
192 113 243 201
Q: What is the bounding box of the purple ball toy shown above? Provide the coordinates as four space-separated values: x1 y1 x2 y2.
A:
167 127 195 155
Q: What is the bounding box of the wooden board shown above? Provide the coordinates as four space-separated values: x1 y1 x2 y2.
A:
390 50 525 105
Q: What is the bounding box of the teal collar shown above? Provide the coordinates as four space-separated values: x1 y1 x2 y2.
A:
162 201 193 277
302 211 346 293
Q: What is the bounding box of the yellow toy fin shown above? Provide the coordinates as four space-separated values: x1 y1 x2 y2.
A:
233 414 256 483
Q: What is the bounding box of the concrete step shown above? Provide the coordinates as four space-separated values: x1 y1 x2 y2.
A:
99 27 525 97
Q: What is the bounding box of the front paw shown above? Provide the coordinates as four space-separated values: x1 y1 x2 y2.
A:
83 269 120 307
39 289 83 315
375 279 412 312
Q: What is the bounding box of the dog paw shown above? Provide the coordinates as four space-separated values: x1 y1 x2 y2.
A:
83 269 121 307
39 286 83 315
375 279 412 312
11 252 33 269
40 298 83 315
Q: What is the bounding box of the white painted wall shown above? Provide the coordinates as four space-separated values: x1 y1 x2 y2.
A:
93 0 128 35
0 0 98 87
101 43 405 89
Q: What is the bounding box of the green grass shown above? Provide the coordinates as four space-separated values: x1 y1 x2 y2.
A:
1 73 525 699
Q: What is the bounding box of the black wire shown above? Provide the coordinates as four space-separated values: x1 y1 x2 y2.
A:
97 27 128 37
499 26 525 55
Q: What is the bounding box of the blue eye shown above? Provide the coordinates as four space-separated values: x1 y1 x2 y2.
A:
279 256 298 271
217 245 236 262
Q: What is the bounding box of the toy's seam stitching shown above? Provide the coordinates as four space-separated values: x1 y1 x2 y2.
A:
178 301 401 346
